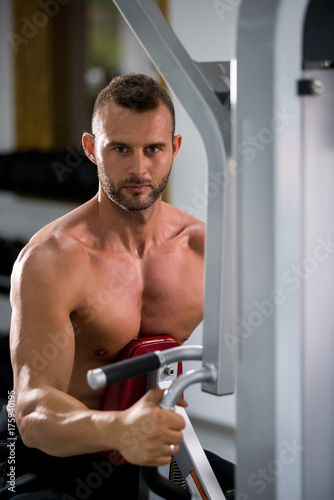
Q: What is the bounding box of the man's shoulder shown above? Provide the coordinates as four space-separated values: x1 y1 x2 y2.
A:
12 205 91 286
164 203 205 254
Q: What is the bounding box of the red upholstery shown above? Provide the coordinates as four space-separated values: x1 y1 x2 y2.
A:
102 335 182 464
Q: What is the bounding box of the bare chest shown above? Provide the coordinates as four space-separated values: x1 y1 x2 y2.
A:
72 246 204 362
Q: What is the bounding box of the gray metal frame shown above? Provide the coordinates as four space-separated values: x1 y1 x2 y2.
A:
158 366 225 499
300 67 334 500
113 0 237 396
236 0 307 497
236 0 334 498
174 406 226 500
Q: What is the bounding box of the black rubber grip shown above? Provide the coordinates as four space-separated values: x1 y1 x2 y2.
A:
102 352 161 386
141 466 191 500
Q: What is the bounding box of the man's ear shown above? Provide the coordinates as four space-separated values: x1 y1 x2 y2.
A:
82 133 97 164
172 134 182 160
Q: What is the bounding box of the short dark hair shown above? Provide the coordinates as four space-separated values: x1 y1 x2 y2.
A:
92 73 175 136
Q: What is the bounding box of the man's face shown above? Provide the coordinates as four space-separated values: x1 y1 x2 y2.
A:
90 102 181 211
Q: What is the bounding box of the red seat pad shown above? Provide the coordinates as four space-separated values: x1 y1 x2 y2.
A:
102 335 182 464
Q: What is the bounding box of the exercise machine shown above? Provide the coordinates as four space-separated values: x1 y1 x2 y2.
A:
91 0 334 498
88 335 231 499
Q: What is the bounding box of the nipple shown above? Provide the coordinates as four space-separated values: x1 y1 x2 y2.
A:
94 348 108 357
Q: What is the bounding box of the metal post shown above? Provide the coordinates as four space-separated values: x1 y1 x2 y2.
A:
113 0 237 396
235 0 332 498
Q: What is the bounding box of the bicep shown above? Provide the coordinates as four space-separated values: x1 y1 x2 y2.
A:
10 255 77 399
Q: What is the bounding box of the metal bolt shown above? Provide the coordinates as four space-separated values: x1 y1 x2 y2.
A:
163 365 174 376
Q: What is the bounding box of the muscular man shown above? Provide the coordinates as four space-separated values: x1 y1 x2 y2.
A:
0 74 234 499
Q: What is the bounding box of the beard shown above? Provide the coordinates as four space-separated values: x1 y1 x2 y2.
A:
98 164 172 211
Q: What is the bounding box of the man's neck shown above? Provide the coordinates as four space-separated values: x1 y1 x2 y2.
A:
95 189 166 256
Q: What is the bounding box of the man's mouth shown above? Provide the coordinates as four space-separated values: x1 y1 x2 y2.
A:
122 184 150 193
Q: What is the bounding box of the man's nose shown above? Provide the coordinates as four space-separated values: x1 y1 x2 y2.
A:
129 151 149 176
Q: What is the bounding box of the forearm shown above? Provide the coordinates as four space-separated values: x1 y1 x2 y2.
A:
15 387 185 466
16 387 121 457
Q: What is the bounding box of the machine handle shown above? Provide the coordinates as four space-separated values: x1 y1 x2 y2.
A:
142 367 216 499
87 346 203 389
87 352 160 389
141 466 191 500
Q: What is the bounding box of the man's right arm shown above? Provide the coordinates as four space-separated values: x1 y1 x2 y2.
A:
10 242 185 464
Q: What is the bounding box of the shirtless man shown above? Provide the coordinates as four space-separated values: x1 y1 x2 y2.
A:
0 74 209 498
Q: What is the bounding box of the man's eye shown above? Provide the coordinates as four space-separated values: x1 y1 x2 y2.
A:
146 146 159 154
115 146 128 153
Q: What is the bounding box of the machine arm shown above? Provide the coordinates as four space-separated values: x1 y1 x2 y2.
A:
87 345 203 389
113 0 237 396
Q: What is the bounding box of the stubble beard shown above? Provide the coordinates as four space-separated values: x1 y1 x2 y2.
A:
98 165 172 211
